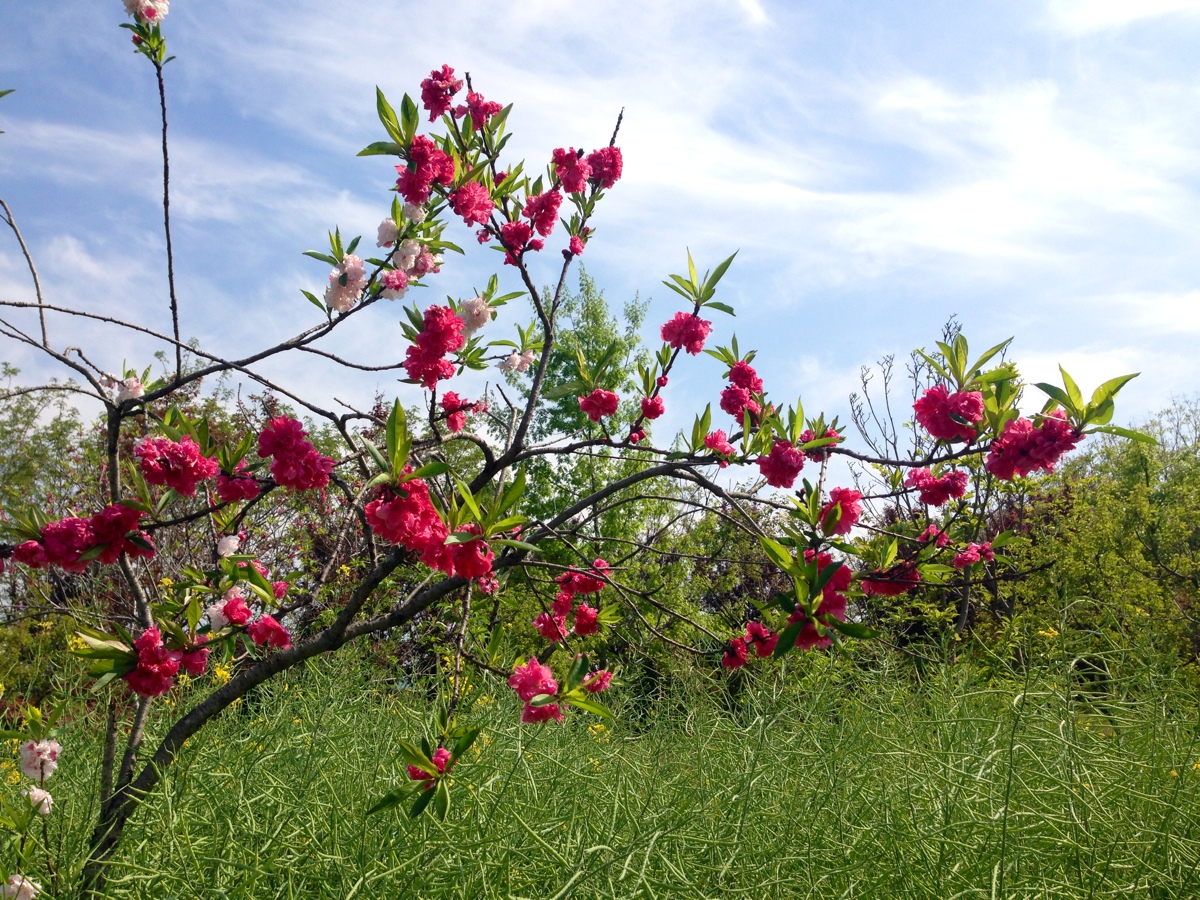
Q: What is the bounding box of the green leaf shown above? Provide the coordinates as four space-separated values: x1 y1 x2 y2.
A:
1059 365 1084 410
0 729 29 741
487 626 504 665
759 537 796 573
451 727 482 761
400 93 420 142
301 290 326 312
410 461 451 480
704 301 736 316
566 696 613 718
408 786 436 819
376 87 403 144
367 784 417 815
1034 382 1074 412
1087 425 1158 444
686 249 699 289
492 538 540 552
456 479 483 522
704 250 738 293
1089 372 1139 407
357 141 404 157
773 620 804 658
302 250 339 266
827 618 879 640
385 400 408 474
433 778 451 820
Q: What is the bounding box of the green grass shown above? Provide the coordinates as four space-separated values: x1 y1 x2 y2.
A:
22 648 1200 898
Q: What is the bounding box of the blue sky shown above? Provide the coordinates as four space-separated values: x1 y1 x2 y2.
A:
2 0 1199 443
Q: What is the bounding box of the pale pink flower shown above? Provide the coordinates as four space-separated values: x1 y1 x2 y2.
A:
123 0 168 23
499 352 520 373
376 218 399 248
116 377 143 403
380 268 409 300
459 296 491 338
402 202 427 223
22 785 53 815
1 874 41 900
216 534 240 558
18 740 61 781
519 349 537 372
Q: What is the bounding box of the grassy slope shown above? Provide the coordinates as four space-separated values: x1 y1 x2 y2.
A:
31 650 1200 899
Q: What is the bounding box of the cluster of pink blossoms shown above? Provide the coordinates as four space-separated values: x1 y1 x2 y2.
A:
324 254 367 313
819 487 863 536
757 440 805 490
396 135 455 205
720 360 764 422
408 746 452 790
798 427 842 461
551 145 622 194
135 434 219 497
257 416 334 491
13 504 154 573
919 524 951 548
984 411 1082 480
914 385 985 442
534 561 608 642
661 312 712 356
122 0 168 23
704 429 737 467
11 734 60 895
216 460 261 503
449 181 495 228
124 626 210 697
506 657 612 724
364 474 495 585
953 541 995 569
640 395 665 420
578 388 620 423
862 560 922 597
420 65 463 120
905 467 969 506
440 392 485 433
404 305 466 389
454 91 503 129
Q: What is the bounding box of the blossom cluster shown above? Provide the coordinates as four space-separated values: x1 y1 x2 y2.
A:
506 656 612 724
324 254 368 313
905 467 969 506
404 305 465 389
122 0 168 23
216 460 261 503
407 746 452 790
135 434 219 497
440 391 486 433
913 385 985 442
578 388 619 423
257 416 334 491
660 312 712 356
12 504 154 573
720 360 764 423
534 560 609 642
3 738 60 897
984 411 1082 480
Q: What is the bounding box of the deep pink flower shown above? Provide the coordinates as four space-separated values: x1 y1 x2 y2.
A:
798 427 842 462
257 417 334 491
579 389 620 422
790 592 848 651
124 626 182 697
521 702 565 723
720 385 760 421
573 603 599 636
89 504 152 565
641 396 665 420
552 147 593 193
457 91 502 129
222 594 252 626
509 657 558 701
40 517 96 573
914 386 984 442
704 430 736 466
722 638 749 669
862 562 922 596
248 615 292 649
985 411 1083 481
904 468 969 506
534 611 568 642
953 542 995 569
586 146 623 189
744 621 778 657
449 181 495 227
273 581 289 600
660 313 713 355
449 523 494 580
364 475 451 574
408 746 453 787
583 669 613 693
441 391 472 433
13 540 48 569
522 190 563 238
420 65 463 121
395 135 456 204
180 637 210 676
820 487 862 536
803 549 853 599
216 461 261 503
498 220 535 266
568 235 585 256
757 440 805 489
919 524 951 548
135 435 219 497
728 361 763 392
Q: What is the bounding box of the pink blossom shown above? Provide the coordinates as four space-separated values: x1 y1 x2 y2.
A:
820 487 863 536
913 385 984 442
641 396 665 420
660 312 713 355
722 638 749 669
221 591 252 627
583 670 613 693
419 65 463 121
790 592 848 651
380 268 409 301
216 462 261 503
124 626 182 698
953 542 995 569
728 361 763 392
257 417 334 491
180 638 210 676
704 430 736 466
862 562 922 597
458 295 492 338
395 135 456 204
135 435 219 497
744 621 778 657
449 523 494 580
1 874 41 900
586 146 623 189
573 604 599 636
449 181 495 227
364 475 451 574
22 785 53 816
407 746 453 788
441 391 471 433
522 190 563 237
324 254 367 313
39 517 94 572
720 385 760 421
273 581 289 600
116 376 144 403
12 541 48 569
376 218 398 248
919 524 951 548
521 702 565 723
904 468 969 506
18 739 61 781
798 427 841 462
552 147 592 193
568 235 585 256
247 615 292 650
499 220 534 265
757 440 805 489
803 549 853 599
985 411 1083 481
456 91 502 129
579 389 620 422
509 657 558 701
534 611 568 642
89 504 154 565
123 0 169 23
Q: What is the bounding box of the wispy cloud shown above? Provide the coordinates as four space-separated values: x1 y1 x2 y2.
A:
1045 0 1200 33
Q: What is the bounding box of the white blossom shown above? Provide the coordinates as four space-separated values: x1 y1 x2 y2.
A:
402 202 427 224
18 740 60 781
216 535 240 558
22 786 53 815
459 296 491 338
0 874 41 900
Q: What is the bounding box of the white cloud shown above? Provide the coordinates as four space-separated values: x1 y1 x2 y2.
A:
1046 0 1200 33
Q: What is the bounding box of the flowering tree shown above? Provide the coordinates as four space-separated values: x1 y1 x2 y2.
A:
0 5 1148 895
